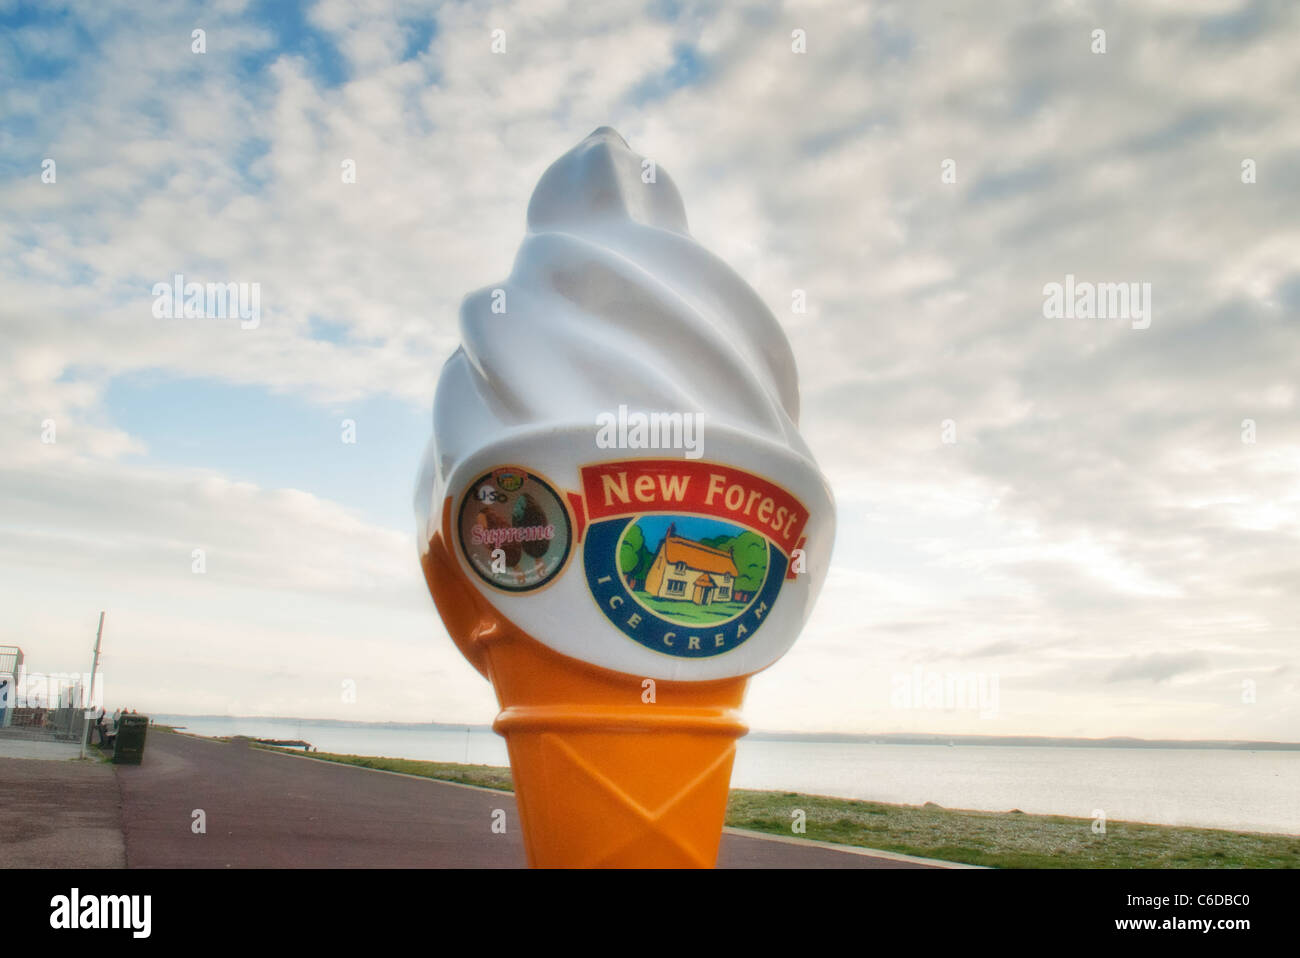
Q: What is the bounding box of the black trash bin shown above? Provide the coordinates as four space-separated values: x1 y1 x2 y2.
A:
113 715 149 764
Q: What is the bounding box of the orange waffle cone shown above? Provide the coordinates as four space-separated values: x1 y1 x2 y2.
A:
487 632 747 868
422 498 748 868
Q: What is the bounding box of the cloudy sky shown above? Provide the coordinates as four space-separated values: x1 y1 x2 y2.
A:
3 0 1297 740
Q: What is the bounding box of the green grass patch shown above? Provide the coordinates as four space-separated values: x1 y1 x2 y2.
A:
239 742 1300 868
631 591 749 624
725 791 1300 868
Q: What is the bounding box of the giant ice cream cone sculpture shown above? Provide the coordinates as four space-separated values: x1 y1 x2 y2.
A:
416 128 834 867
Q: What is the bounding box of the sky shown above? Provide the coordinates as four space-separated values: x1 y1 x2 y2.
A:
2 0 1297 740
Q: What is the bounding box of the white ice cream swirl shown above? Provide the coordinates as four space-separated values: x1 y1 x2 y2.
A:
417 127 833 681
427 127 812 490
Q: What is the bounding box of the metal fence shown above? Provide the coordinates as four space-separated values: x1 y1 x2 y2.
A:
3 706 89 742
0 645 22 677
0 645 22 728
0 652 97 745
50 706 89 742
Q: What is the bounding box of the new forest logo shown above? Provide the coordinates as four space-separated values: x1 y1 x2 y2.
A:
579 460 809 658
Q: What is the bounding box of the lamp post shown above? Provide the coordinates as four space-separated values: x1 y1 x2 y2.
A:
78 611 104 760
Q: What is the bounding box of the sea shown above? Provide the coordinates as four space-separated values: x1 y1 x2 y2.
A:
150 715 1300 836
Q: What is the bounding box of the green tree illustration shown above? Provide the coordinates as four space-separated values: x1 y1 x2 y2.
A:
729 530 768 592
619 524 653 582
692 529 769 593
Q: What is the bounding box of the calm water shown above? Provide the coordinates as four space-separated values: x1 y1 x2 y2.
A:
153 715 1300 836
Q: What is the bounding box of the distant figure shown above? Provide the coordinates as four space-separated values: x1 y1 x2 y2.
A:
95 708 107 745
130 708 138 715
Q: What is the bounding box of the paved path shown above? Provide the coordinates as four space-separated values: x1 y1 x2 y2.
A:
114 732 942 868
8 731 946 868
118 733 523 867
0 738 82 760
0 757 125 867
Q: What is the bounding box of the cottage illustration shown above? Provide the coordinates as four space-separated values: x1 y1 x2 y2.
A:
643 523 738 606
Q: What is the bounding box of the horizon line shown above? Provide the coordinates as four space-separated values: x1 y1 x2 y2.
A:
144 713 1300 750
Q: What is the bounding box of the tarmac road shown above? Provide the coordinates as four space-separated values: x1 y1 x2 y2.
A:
0 756 125 867
38 730 946 869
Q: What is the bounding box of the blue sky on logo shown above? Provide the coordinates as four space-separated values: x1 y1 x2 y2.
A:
627 515 744 554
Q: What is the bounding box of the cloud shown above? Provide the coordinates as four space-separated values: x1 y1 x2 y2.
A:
1 0 1297 738
1106 652 1211 684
